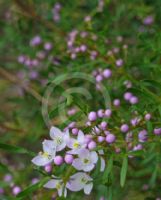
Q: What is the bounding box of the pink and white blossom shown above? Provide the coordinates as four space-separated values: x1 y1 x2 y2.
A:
72 149 98 172
31 140 56 166
67 172 93 195
44 177 67 197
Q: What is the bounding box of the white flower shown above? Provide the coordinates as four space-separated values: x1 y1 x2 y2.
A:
44 177 67 197
50 126 69 152
32 140 56 166
72 149 98 172
66 172 93 195
67 130 86 154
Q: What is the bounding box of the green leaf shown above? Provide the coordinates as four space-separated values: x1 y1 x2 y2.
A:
0 162 10 172
149 167 158 187
0 196 21 200
120 156 128 187
17 177 50 198
0 143 35 156
102 156 113 184
146 121 153 134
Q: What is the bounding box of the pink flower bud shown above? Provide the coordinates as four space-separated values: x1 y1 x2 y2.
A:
65 154 74 164
72 128 79 135
54 156 63 165
120 124 129 133
88 141 96 150
12 186 21 196
97 136 105 143
102 69 112 78
105 109 112 117
88 111 97 121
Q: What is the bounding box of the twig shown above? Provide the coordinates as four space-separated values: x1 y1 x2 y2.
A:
0 67 42 102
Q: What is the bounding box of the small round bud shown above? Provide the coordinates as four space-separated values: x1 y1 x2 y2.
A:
44 164 52 173
97 109 104 118
100 121 107 130
138 130 148 142
72 128 79 135
124 92 132 101
97 136 105 143
154 128 161 135
116 59 123 67
88 141 96 150
54 156 63 165
44 42 52 50
88 111 97 121
102 69 112 78
113 99 120 107
96 74 103 82
64 154 74 164
106 134 116 144
129 96 139 104
12 186 21 196
120 124 129 133
105 109 112 118
144 113 151 121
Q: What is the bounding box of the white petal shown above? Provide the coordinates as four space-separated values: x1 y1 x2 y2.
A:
50 126 62 139
67 149 81 154
64 130 70 142
66 172 85 192
78 148 89 158
90 151 98 163
58 187 63 197
98 150 104 155
66 138 76 149
44 179 57 189
100 157 105 172
83 163 95 172
42 140 56 155
66 181 84 192
56 141 66 152
72 158 83 170
31 155 50 166
84 183 93 195
77 130 85 143
63 188 67 197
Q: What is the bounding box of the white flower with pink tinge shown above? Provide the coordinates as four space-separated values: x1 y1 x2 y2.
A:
67 172 93 195
67 130 87 154
31 140 56 166
50 126 69 152
72 149 98 172
44 177 67 197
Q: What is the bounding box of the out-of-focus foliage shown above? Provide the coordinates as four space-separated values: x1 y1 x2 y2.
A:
1 0 161 200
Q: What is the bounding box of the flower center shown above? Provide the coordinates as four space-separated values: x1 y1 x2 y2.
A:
55 137 63 145
81 177 87 183
73 142 80 149
42 152 52 159
83 158 89 164
56 183 61 190
42 152 49 158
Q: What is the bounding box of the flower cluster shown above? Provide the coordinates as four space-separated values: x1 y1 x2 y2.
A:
31 101 161 198
32 126 104 197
